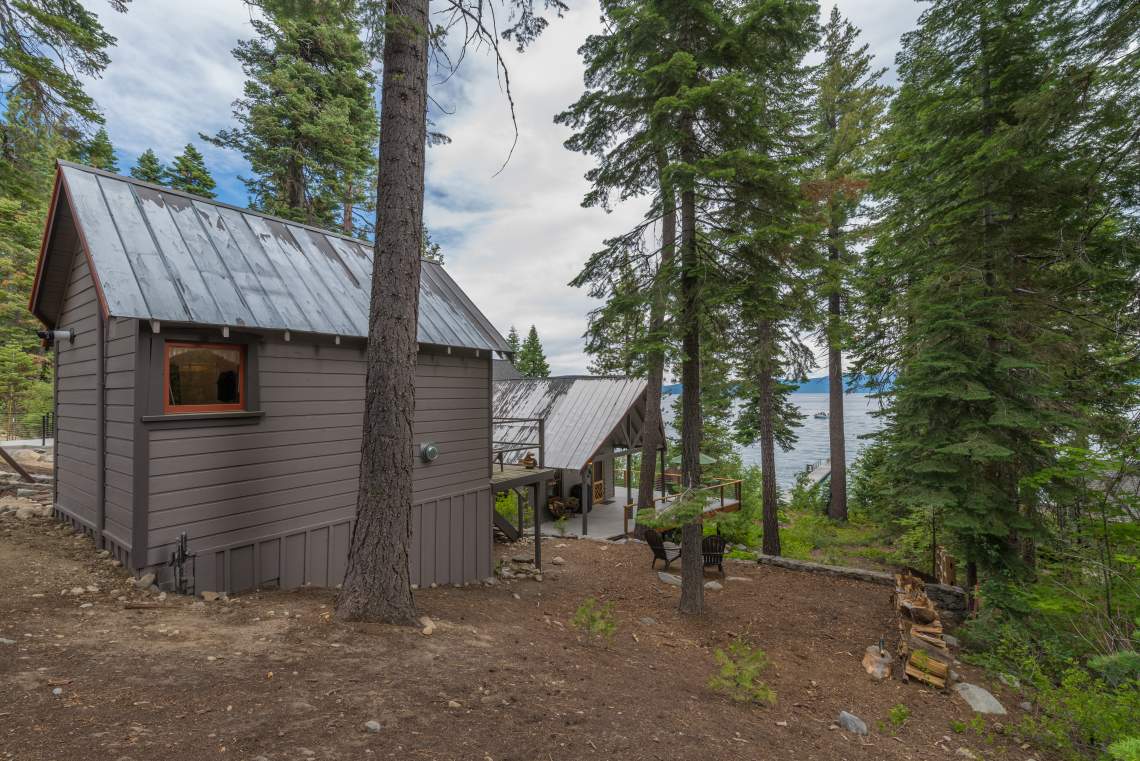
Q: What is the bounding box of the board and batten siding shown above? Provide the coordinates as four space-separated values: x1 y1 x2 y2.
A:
102 317 135 561
142 338 492 594
53 250 99 534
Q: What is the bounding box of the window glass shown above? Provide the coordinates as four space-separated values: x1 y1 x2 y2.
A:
166 343 244 412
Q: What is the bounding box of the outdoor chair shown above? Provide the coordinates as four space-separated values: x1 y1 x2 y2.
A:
645 529 682 571
702 534 728 577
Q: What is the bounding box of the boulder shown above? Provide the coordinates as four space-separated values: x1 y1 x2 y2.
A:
704 580 723 591
133 573 156 590
657 572 682 587
954 683 1006 715
837 711 868 736
364 720 382 733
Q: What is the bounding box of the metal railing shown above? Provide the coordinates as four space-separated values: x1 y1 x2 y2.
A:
491 416 545 471
1 412 54 445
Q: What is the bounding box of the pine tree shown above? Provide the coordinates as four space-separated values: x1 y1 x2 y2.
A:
130 148 165 184
809 6 889 521
0 0 127 130
505 326 520 354
164 144 217 198
864 0 1140 582
516 326 551 378
206 2 377 233
80 127 117 171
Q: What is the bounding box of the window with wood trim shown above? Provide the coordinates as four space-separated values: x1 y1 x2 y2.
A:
164 342 245 413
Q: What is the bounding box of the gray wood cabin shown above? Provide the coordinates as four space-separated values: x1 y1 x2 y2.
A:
492 376 662 526
29 162 510 594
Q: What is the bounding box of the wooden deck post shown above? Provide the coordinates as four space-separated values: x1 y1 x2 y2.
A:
582 462 591 536
625 452 632 535
534 480 543 569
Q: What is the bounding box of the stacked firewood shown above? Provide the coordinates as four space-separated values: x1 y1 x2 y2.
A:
893 572 953 689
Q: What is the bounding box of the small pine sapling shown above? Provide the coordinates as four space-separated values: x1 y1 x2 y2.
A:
571 597 617 639
708 637 776 705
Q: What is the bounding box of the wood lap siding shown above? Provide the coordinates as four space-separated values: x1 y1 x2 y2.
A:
145 342 492 592
54 251 99 532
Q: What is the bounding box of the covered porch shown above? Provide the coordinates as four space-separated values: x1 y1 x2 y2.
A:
542 477 744 540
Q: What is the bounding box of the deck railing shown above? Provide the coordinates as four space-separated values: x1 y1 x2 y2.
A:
490 416 545 471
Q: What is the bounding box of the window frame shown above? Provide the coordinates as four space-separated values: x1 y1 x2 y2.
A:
163 341 247 414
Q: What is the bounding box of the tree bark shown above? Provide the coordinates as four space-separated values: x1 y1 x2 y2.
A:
758 321 781 556
638 159 676 511
336 0 428 625
679 124 701 490
342 178 355 235
826 222 848 521
678 521 704 614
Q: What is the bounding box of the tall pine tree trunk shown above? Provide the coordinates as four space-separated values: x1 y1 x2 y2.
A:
678 521 704 614
758 320 781 556
826 224 847 521
638 161 675 511
336 0 427 625
342 178 355 235
679 126 701 490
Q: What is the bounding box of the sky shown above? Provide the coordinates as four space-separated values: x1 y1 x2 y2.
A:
82 0 922 375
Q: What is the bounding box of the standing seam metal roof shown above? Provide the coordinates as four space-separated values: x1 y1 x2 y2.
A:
492 377 649 471
46 162 511 352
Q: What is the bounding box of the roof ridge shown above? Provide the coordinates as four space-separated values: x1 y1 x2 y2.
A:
56 159 444 263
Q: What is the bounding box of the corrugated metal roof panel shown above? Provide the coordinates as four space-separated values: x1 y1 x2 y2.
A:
492 377 648 471
57 162 510 351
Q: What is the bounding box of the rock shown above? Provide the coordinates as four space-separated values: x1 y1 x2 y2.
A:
726 576 751 582
364 720 382 733
704 580 723 591
421 625 435 636
511 593 521 600
110 560 121 568
943 634 960 648
70 587 85 596
862 644 894 681
837 711 868 736
483 577 498 586
133 573 155 590
16 506 37 520
511 555 532 564
97 550 111 558
447 700 461 709
954 683 1007 715
200 591 220 602
551 556 566 566
955 749 978 759
52 687 63 696
290 701 316 712
998 673 1020 689
0 637 16 645
639 617 657 626
1018 701 1032 712
657 571 682 587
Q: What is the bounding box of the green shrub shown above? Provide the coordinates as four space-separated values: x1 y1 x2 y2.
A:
1108 737 1140 761
708 637 776 705
888 703 910 729
571 597 616 639
1088 651 1140 688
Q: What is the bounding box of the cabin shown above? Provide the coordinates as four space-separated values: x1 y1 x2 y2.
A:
492 375 663 539
29 161 509 595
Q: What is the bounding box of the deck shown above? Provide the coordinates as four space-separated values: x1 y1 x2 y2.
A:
490 463 557 491
539 484 741 540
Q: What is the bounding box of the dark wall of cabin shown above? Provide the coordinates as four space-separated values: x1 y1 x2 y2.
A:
130 332 491 593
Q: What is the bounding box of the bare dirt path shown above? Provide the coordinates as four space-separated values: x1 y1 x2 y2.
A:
1 512 1044 761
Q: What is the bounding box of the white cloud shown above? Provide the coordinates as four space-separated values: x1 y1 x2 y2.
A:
82 0 920 375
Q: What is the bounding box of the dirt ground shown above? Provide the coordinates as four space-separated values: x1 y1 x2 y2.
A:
1 511 1047 761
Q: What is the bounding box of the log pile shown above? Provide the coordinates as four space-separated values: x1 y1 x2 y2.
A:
893 572 953 689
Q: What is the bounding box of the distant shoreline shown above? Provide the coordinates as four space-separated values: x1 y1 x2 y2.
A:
662 375 890 395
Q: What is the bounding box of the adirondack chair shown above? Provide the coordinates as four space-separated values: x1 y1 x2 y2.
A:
702 534 728 577
645 529 682 571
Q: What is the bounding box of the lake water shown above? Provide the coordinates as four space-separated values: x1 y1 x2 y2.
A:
662 392 885 491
